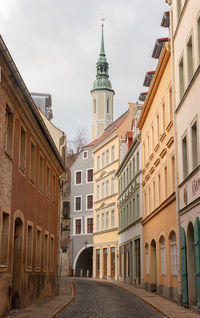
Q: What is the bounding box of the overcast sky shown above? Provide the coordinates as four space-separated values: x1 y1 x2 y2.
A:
0 0 168 141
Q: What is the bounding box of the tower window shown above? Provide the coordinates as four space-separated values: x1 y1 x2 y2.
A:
93 99 96 114
107 99 109 113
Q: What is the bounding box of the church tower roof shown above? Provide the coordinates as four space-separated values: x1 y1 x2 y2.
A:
91 24 114 93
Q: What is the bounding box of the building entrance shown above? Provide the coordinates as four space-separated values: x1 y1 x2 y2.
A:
75 246 93 277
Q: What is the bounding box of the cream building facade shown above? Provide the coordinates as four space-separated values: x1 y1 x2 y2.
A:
167 0 200 308
93 104 134 280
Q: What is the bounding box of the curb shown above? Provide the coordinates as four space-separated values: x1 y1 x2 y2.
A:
50 280 76 318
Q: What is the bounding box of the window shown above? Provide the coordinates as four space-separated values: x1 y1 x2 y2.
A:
39 155 44 192
111 176 115 194
75 171 82 185
75 219 81 234
43 232 48 270
19 126 26 173
191 121 198 169
137 193 139 218
97 215 100 231
157 114 160 142
136 152 139 172
87 169 93 182
106 211 109 229
87 218 93 233
26 224 33 268
106 180 109 196
5 106 13 157
111 247 115 272
133 158 135 177
151 125 154 150
148 187 151 213
160 236 166 275
97 155 100 170
187 36 193 83
36 228 42 268
52 174 56 203
107 98 109 113
96 249 100 272
106 149 109 165
102 213 105 230
50 236 54 269
171 156 175 193
102 182 105 198
162 102 165 132
75 196 81 211
158 174 161 204
170 231 177 275
164 166 167 199
93 99 96 114
87 195 93 210
146 244 149 274
182 135 188 179
111 210 115 228
169 86 173 122
198 17 200 63
179 57 184 100
102 152 105 168
111 146 115 162
177 0 181 20
153 180 156 208
46 166 50 198
83 151 88 159
97 184 100 201
30 142 36 183
0 212 9 265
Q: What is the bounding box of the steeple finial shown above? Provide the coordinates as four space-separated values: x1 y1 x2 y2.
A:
100 18 105 56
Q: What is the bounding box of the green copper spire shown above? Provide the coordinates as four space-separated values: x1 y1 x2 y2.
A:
91 24 114 92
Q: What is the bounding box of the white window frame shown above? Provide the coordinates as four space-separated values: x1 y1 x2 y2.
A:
74 195 82 212
160 236 166 275
74 170 82 186
82 150 88 160
86 194 93 211
73 217 82 235
86 168 94 184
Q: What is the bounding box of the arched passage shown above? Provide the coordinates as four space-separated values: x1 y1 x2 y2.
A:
75 246 93 277
187 222 196 306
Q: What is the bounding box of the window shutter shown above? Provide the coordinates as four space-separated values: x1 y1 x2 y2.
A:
194 217 200 308
180 226 188 307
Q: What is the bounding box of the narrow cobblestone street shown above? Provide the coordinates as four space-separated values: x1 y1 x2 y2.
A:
57 279 164 318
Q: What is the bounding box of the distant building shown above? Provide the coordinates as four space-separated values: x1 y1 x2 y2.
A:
116 103 143 287
70 141 96 277
31 92 53 120
0 36 65 315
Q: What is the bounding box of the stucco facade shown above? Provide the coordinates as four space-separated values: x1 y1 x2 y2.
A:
138 42 178 301
93 103 135 280
0 36 65 315
167 0 200 308
70 144 95 277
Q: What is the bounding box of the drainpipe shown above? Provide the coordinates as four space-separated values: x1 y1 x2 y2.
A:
167 1 182 304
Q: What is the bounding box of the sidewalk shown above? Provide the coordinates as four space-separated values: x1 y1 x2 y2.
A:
5 277 74 318
107 279 200 318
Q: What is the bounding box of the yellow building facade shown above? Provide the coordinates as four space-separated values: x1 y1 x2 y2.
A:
93 104 134 280
138 42 178 300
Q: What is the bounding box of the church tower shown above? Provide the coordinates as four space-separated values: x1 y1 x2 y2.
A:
91 24 115 141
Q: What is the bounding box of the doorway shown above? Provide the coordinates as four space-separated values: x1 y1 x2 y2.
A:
150 239 157 292
187 222 196 306
12 217 23 308
75 246 93 277
103 248 107 278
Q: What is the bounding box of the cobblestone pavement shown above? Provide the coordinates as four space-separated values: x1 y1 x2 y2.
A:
57 279 164 318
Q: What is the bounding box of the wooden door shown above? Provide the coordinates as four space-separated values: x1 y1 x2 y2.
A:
103 248 107 278
111 247 115 278
181 226 188 307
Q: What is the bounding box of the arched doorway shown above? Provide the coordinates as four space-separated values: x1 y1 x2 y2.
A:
12 217 23 308
150 239 157 292
187 222 196 306
75 246 93 277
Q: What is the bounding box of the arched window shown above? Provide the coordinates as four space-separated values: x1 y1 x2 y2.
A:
107 98 109 113
160 236 166 274
145 243 149 274
169 231 177 275
93 99 96 114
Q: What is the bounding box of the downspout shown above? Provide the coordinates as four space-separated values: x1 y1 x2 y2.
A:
167 1 182 304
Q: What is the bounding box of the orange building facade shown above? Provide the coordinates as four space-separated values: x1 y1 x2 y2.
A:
138 41 178 301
